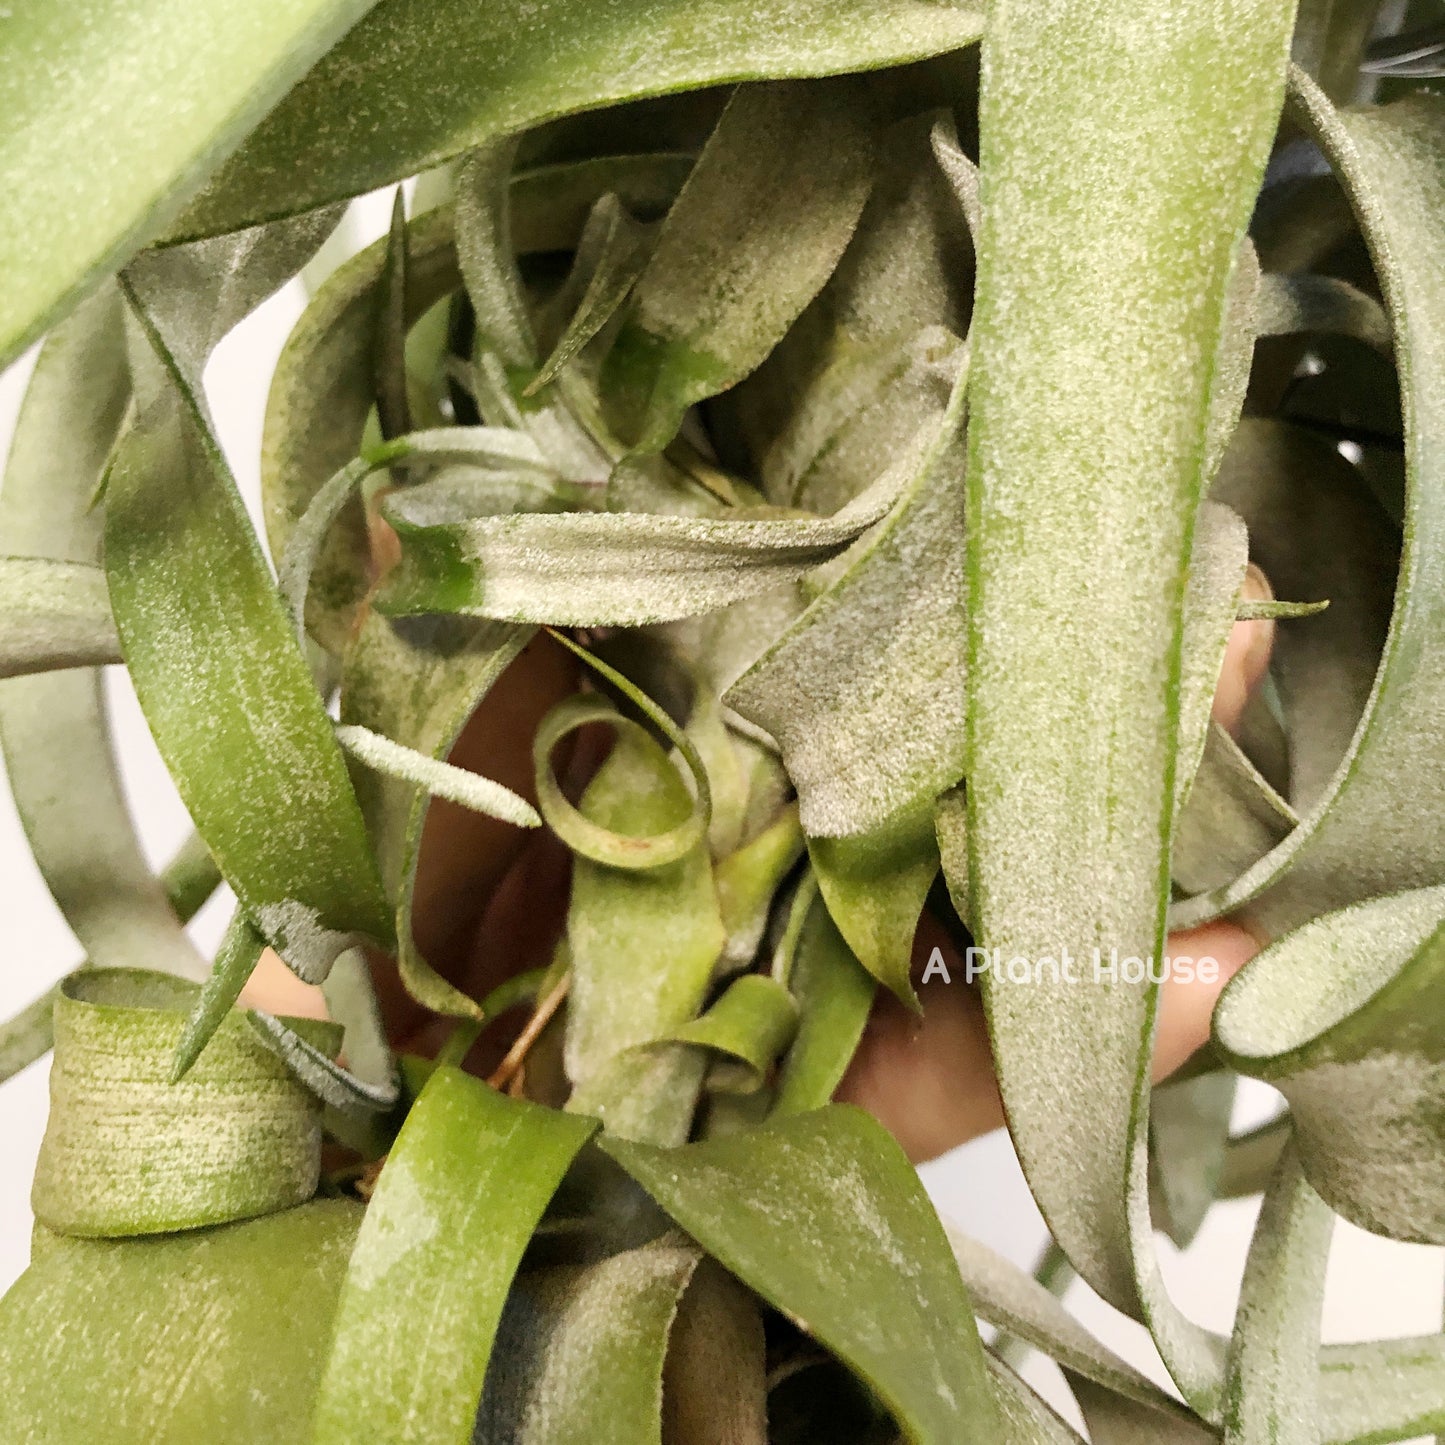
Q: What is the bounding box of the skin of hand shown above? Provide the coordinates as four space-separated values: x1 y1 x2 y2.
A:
243 503 1278 1164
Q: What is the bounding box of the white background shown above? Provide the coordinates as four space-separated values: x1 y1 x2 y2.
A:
1 200 1439 1433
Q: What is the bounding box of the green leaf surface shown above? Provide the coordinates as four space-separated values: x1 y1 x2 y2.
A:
170 1 987 242
33 970 338 1237
726 369 968 838
0 287 206 982
808 808 940 1005
171 911 268 1082
378 446 911 627
562 716 725 1122
107 245 392 980
604 1106 1001 1443
600 78 876 452
715 802 806 967
261 204 461 655
0 1200 363 1444
773 897 877 1116
670 974 799 1092
311 1068 596 1444
1214 883 1445 1242
960 1 1295 1411
475 1236 702 1445
0 558 120 678
1173 82 1445 938
1149 1072 1238 1249
1221 1139 1333 1445
0 0 377 370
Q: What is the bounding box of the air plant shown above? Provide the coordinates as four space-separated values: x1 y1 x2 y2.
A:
1 1 1443 1441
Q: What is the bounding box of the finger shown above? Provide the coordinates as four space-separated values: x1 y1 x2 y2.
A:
833 912 1004 1163
236 946 331 1020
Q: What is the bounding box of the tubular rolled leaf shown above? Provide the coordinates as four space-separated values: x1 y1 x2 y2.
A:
33 969 340 1237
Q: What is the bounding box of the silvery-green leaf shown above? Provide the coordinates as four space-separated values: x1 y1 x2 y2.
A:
0 287 206 982
0 558 120 678
1213 883 1445 1242
724 111 973 510
808 808 940 1005
530 194 653 396
456 140 538 371
123 205 346 383
0 835 222 1087
334 723 539 828
1149 1072 1238 1249
247 1008 399 1117
961 0 1294 1411
33 969 339 1237
173 1 985 240
107 256 392 982
1172 724 1299 900
987 1358 1088 1444
261 205 461 654
510 154 695 257
600 78 876 452
1173 81 1445 938
312 1067 597 1444
378 442 912 627
0 1200 363 1443
943 1223 1207 1423
604 1106 1002 1442
773 896 877 1116
1319 1334 1445 1443
1206 418 1397 822
341 611 532 1019
0 0 376 370
1172 501 1251 817
950 1218 1443 1443
1067 1375 1218 1445
475 1237 703 1445
767 324 965 520
1292 0 1383 102
1254 270 1393 351
725 381 965 836
1221 1139 1333 1445
1219 1115 1292 1200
